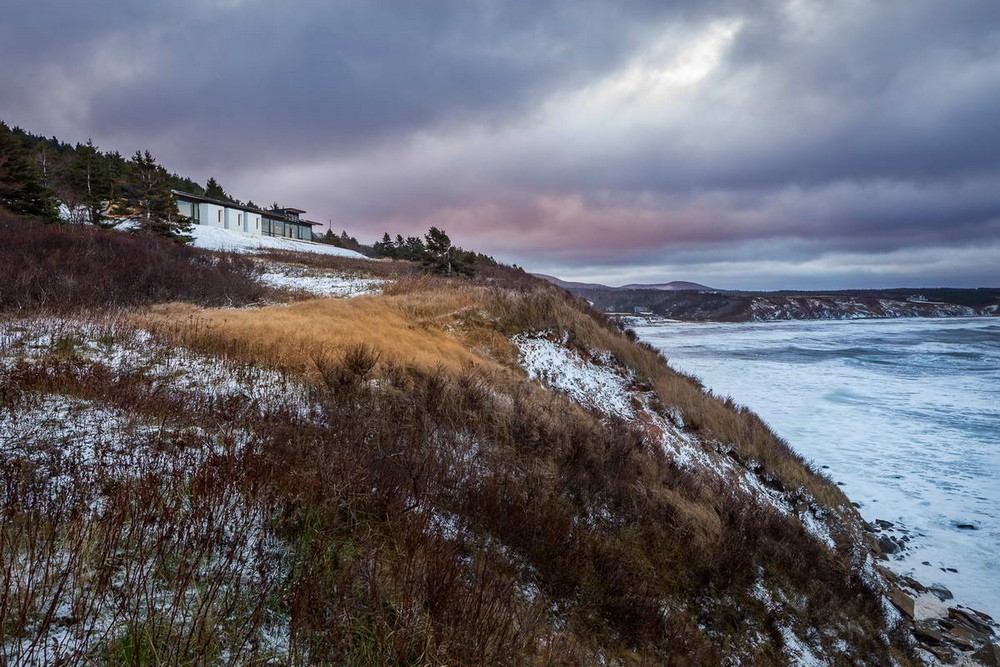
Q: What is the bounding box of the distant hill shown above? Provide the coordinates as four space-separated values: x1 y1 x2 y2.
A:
532 274 614 291
562 285 1000 322
619 281 713 291
533 274 713 292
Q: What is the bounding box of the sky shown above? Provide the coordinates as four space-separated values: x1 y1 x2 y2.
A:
2 0 999 289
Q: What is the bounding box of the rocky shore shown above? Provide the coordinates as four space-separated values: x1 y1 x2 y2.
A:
870 519 999 665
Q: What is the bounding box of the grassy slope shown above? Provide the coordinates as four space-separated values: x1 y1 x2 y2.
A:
0 216 917 665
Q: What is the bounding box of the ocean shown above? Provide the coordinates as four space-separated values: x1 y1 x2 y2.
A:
634 317 1000 619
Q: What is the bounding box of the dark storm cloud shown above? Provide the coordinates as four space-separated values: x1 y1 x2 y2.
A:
1 0 998 288
2 0 729 162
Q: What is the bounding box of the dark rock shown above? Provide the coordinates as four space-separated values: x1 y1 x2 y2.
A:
902 576 928 593
922 561 932 566
875 519 895 530
973 643 1000 667
949 607 995 636
956 523 978 530
946 567 958 573
928 584 954 602
944 625 983 650
889 590 915 619
913 621 944 646
876 565 899 584
927 644 955 662
914 621 945 645
878 535 900 555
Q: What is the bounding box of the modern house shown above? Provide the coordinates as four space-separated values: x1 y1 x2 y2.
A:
173 190 321 242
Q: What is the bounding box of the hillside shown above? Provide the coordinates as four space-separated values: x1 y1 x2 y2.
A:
2 213 997 664
560 285 1000 322
533 275 713 292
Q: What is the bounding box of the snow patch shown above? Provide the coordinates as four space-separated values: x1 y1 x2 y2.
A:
188 223 369 258
257 263 384 297
513 333 635 419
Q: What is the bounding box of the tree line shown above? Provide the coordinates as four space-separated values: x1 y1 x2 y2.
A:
0 122 207 241
2 120 499 274
372 228 497 276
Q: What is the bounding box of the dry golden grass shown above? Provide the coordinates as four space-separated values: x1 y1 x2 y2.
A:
139 291 509 378
141 278 849 511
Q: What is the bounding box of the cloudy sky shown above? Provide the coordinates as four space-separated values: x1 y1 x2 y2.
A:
3 0 999 288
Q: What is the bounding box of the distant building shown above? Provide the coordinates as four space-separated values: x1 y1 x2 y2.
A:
634 306 653 314
173 191 321 242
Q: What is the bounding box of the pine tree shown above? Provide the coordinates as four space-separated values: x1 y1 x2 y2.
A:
401 236 426 261
121 150 191 242
423 227 474 276
205 177 229 202
67 139 110 225
373 232 396 258
424 227 453 274
0 122 58 219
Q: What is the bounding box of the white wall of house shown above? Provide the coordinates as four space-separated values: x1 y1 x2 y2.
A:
176 197 286 240
198 203 225 229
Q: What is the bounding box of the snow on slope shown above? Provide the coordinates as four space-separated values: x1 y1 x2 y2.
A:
513 333 635 419
512 334 843 551
189 224 369 258
0 317 299 664
258 263 385 298
510 331 864 664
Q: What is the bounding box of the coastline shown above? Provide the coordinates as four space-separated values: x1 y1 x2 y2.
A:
630 316 1000 662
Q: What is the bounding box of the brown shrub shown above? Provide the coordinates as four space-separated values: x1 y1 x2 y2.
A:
0 213 268 313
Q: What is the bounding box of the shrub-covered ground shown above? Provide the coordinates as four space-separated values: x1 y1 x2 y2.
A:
0 217 919 665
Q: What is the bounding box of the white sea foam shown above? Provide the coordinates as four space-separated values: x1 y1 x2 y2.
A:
635 317 1000 619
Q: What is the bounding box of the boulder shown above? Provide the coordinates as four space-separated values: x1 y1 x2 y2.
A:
928 584 954 602
913 621 945 645
889 590 915 619
973 643 1000 667
878 535 900 555
943 626 978 651
949 607 995 636
927 644 955 663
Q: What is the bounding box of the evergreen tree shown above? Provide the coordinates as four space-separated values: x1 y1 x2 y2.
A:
121 150 191 242
67 139 110 225
401 236 426 261
373 232 396 258
205 177 229 202
423 227 474 276
0 122 58 219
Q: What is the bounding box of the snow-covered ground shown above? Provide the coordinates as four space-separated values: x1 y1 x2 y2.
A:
189 223 368 258
0 317 298 664
634 317 1000 620
513 333 636 419
257 263 385 298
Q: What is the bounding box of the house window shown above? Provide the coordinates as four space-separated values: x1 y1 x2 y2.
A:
217 210 222 223
238 213 243 224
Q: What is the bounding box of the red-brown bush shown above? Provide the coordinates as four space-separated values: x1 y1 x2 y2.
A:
0 213 267 312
